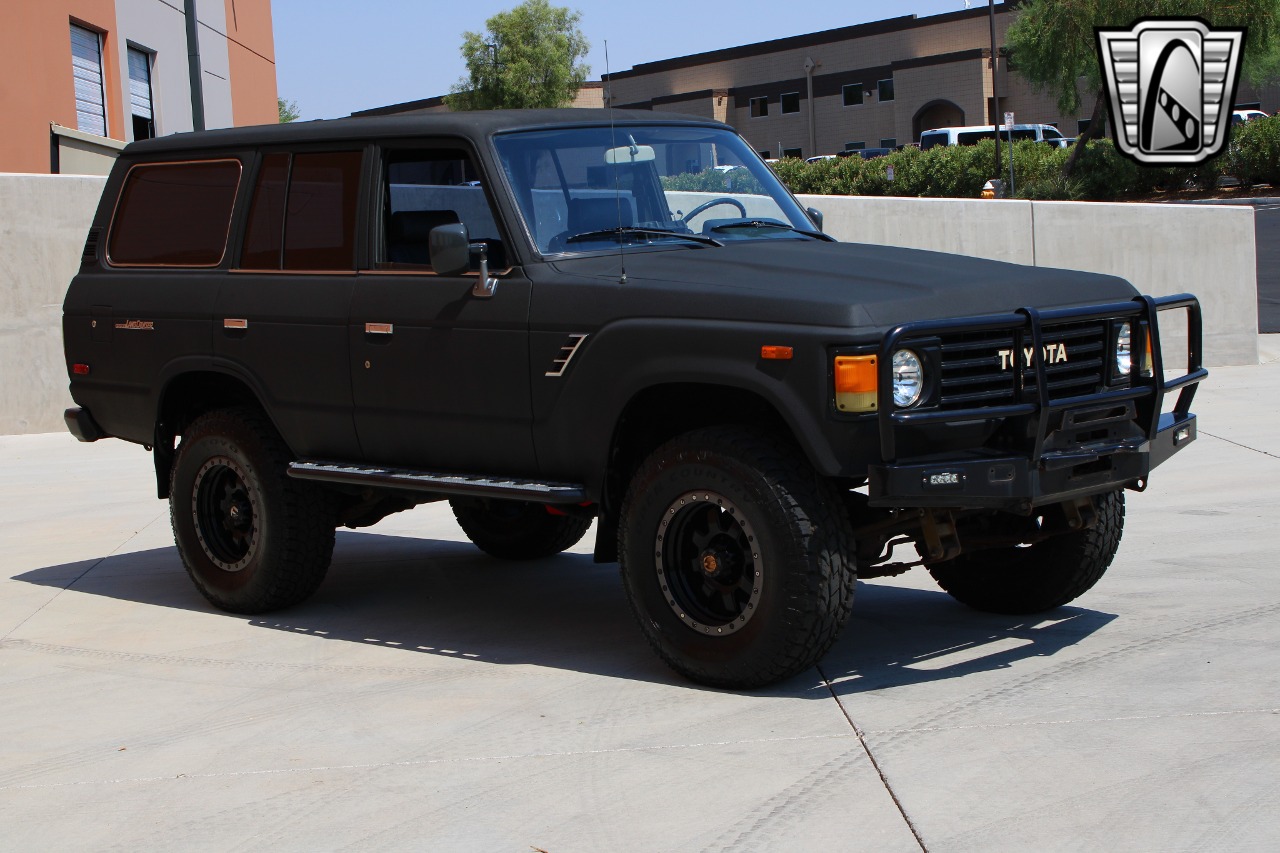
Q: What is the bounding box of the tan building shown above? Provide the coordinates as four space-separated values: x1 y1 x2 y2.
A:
1 0 279 175
361 4 1277 157
603 3 1278 159
355 81 606 117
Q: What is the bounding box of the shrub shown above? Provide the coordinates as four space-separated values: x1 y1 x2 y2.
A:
1225 115 1280 187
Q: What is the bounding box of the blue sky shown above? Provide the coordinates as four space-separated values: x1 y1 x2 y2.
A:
272 0 982 120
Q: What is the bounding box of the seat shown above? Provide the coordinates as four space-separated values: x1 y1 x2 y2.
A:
386 209 459 265
567 197 634 235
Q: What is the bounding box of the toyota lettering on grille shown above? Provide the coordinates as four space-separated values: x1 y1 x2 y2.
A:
997 342 1068 371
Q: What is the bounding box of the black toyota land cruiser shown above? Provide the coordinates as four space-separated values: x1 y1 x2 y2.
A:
63 110 1205 688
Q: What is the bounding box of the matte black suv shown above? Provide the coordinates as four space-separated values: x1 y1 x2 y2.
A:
63 110 1205 688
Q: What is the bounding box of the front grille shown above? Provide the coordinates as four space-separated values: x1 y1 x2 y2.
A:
935 320 1110 409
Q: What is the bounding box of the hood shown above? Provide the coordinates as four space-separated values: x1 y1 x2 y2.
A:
542 239 1140 332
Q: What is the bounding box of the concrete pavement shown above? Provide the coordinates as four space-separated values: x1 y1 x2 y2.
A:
2 355 1279 851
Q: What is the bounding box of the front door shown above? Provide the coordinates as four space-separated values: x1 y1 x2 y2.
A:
350 145 536 476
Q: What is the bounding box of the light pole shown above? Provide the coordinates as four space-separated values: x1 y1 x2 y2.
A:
988 0 1001 190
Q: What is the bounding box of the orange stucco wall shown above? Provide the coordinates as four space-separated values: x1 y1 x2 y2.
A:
1 0 123 173
225 0 278 127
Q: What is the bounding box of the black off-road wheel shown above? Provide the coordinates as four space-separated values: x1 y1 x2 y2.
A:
170 407 335 614
619 427 857 689
450 498 592 560
927 490 1126 614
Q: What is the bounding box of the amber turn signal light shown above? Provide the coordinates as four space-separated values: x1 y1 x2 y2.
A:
834 355 878 412
761 345 793 360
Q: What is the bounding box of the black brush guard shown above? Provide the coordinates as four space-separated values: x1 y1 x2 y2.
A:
867 294 1206 511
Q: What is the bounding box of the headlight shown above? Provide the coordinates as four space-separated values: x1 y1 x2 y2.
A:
891 349 924 408
1115 322 1133 376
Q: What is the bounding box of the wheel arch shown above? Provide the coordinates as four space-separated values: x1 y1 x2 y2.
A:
593 381 808 564
152 368 275 499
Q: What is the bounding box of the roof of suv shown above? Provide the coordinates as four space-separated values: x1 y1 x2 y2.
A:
125 109 725 155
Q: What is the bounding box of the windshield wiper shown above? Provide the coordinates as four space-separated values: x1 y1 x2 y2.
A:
564 227 723 247
708 220 835 241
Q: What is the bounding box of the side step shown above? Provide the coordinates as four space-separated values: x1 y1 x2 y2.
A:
287 460 588 503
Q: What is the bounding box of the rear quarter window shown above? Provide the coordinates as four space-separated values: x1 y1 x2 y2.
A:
107 159 242 266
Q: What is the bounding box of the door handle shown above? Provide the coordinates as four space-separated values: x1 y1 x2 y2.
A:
365 322 394 335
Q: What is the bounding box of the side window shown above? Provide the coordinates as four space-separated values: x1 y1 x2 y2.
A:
241 153 289 269
378 149 505 270
107 160 241 266
238 150 362 270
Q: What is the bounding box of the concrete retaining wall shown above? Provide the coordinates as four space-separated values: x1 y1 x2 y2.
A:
1 174 106 435
0 176 1260 436
801 194 1259 367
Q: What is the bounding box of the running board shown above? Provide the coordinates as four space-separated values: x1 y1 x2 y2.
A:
287 461 588 503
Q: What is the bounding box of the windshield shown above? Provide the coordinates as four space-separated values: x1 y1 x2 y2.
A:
493 125 817 255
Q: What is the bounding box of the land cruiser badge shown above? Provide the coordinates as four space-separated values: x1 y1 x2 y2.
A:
1097 18 1245 166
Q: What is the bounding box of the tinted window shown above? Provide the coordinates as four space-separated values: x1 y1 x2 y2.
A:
108 160 241 266
240 152 289 269
842 84 863 107
781 93 800 114
284 152 362 269
878 79 895 102
750 97 768 118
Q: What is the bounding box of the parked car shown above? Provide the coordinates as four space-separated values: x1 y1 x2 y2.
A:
920 123 1069 150
1232 109 1269 124
805 154 838 163
837 147 894 159
62 109 1205 689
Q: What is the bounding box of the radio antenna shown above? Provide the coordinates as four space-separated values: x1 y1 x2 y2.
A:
605 40 627 285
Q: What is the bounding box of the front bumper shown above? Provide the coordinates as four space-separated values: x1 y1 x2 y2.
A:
866 294 1206 511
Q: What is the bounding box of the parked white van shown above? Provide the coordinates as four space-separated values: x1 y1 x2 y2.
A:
919 124 1070 150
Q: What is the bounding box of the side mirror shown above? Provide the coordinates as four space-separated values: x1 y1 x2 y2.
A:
806 207 824 232
429 221 499 298
430 223 471 277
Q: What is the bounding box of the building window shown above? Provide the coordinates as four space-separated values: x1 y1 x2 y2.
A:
880 138 897 149
749 97 768 118
127 47 155 141
1077 118 1106 136
107 160 242 266
878 79 895 102
757 150 771 159
782 147 802 159
842 84 864 107
70 24 107 136
780 92 800 114
845 141 865 150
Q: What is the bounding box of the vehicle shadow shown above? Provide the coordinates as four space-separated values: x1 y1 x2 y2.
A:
13 529 1117 695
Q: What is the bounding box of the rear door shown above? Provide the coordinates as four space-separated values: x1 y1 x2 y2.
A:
214 147 365 459
349 143 536 475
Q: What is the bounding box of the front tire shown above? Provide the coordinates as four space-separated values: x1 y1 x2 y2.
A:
927 490 1125 614
619 427 857 689
170 408 335 614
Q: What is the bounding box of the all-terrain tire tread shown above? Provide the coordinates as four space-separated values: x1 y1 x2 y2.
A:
619 426 857 689
171 407 335 614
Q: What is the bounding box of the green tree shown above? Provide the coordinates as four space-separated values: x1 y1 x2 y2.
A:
277 97 301 123
1007 0 1280 174
445 0 590 111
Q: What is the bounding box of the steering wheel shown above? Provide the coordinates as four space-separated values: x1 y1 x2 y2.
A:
682 196 748 223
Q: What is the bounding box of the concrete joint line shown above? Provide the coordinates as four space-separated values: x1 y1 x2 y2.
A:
1201 430 1280 461
819 665 928 852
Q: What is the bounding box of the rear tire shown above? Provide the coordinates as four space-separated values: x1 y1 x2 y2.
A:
450 498 592 560
927 490 1125 614
619 427 857 689
170 408 335 614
